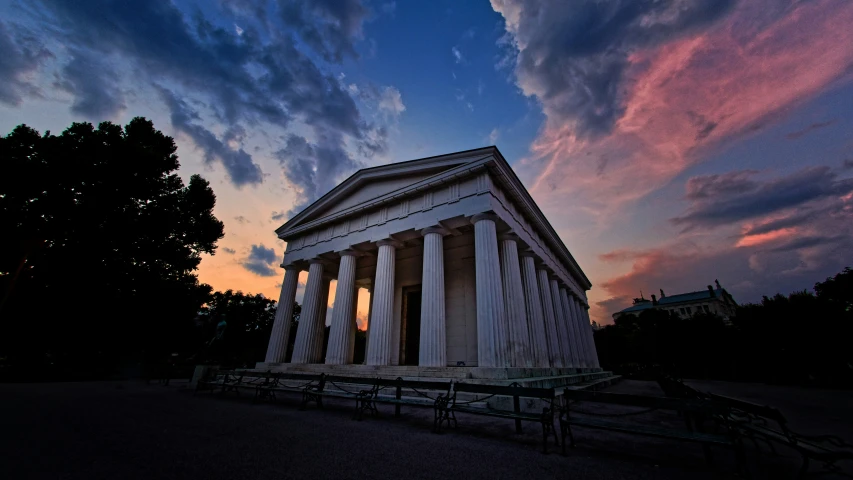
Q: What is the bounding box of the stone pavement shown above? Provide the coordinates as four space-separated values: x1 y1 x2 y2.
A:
0 379 847 479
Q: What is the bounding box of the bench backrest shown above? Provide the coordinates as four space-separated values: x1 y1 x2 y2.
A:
325 375 381 386
390 377 453 392
707 392 787 426
563 388 728 415
455 382 554 400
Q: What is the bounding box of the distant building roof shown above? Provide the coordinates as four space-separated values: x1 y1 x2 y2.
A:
618 300 656 314
615 288 730 315
657 289 725 306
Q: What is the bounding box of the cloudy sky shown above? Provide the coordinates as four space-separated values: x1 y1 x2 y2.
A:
2 0 852 326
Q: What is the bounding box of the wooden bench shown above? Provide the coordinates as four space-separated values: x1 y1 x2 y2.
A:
561 388 747 472
194 369 243 395
435 382 560 453
363 377 453 421
707 392 853 478
300 374 379 418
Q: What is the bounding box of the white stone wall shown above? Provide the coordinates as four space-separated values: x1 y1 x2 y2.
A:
443 233 477 366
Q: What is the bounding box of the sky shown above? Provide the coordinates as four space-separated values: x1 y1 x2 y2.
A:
1 0 852 326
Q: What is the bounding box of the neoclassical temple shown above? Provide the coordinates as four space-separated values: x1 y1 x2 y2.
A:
259 147 601 376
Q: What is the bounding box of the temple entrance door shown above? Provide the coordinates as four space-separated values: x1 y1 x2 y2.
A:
401 285 422 366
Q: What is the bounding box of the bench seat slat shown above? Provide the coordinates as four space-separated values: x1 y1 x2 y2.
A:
568 417 731 445
453 406 543 421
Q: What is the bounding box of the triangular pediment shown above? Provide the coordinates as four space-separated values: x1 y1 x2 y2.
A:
276 147 496 237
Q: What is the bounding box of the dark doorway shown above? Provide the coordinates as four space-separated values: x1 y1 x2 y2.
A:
401 286 422 366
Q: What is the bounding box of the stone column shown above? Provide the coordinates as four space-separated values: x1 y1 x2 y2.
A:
573 297 592 368
363 286 373 364
473 213 508 368
419 227 448 367
264 265 300 363
537 267 562 368
582 303 601 368
290 260 325 364
309 277 331 363
366 239 401 366
499 234 532 367
347 287 359 364
559 287 582 369
566 293 588 369
549 278 572 368
520 253 549 367
325 251 359 365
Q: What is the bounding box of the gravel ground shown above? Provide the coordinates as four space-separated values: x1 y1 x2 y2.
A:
0 379 848 479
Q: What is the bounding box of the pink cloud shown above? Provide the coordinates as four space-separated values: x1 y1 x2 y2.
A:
735 227 799 248
503 0 853 215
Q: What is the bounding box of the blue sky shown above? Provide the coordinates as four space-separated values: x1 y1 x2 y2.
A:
2 0 852 324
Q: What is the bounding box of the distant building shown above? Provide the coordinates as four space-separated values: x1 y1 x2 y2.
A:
612 280 738 322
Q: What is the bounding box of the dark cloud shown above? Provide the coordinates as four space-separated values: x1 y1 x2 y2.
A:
53 49 125 119
158 87 263 187
0 22 52 106
234 215 250 224
785 120 836 140
687 111 718 141
242 244 278 277
275 128 362 218
493 0 735 137
278 0 368 63
843 159 853 170
672 166 853 231
684 170 760 201
271 211 287 221
30 0 383 195
222 247 237 255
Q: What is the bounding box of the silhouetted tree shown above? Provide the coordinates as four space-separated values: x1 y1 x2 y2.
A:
0 118 224 378
594 266 853 387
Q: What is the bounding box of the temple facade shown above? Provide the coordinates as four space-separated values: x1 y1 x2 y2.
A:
259 147 601 374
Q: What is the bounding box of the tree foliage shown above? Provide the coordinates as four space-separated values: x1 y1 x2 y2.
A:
195 290 301 368
594 267 853 386
0 118 224 376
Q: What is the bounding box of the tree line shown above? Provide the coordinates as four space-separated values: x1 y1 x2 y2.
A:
593 267 853 387
0 119 293 380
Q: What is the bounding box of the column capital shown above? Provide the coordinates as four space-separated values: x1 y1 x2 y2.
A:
308 257 326 265
337 249 365 258
420 226 450 237
376 238 404 249
519 249 537 259
281 263 302 271
497 232 521 243
470 212 499 224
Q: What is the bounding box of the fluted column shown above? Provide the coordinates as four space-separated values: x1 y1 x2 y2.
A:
582 303 601 368
419 227 448 367
566 292 588 368
537 268 562 368
473 213 508 368
549 278 572 367
572 297 591 368
326 251 359 365
366 239 401 366
291 261 325 364
559 287 582 369
363 286 373 364
309 277 331 362
520 253 549 367
264 265 300 363
347 287 359 364
499 234 532 367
